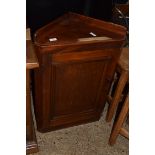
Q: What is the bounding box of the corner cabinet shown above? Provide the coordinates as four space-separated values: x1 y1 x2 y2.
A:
33 13 126 132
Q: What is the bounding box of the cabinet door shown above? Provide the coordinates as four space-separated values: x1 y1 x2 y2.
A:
34 47 120 131
48 50 113 128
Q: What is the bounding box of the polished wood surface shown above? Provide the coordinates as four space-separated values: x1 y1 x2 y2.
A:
34 12 126 46
26 29 39 154
33 13 127 132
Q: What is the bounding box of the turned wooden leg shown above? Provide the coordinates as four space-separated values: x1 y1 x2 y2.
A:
106 70 128 122
109 94 129 145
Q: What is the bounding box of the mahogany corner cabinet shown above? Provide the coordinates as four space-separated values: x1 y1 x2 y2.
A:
33 12 126 132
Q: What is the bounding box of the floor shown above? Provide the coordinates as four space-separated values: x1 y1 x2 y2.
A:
31 103 129 155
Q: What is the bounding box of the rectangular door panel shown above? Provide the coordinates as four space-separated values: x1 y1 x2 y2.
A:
50 53 111 122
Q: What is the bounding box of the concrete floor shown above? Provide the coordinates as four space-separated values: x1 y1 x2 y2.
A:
31 103 129 155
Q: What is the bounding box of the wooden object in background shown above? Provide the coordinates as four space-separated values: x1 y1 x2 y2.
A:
26 29 39 154
33 12 126 132
109 94 129 145
106 47 129 122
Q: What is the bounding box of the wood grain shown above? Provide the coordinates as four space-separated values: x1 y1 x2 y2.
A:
33 12 127 132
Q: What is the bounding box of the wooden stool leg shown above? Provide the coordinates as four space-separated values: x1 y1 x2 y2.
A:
106 70 128 122
109 94 129 145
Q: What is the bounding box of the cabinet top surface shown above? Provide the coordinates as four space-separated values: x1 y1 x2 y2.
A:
34 12 127 46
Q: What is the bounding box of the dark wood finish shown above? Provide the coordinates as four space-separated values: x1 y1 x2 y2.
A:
26 70 38 154
26 29 39 154
109 94 129 145
115 4 129 17
106 47 129 122
33 13 126 132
